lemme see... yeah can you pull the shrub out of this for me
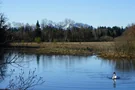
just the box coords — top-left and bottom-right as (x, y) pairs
(100, 36), (113, 41)
(35, 37), (41, 43)
(114, 24), (135, 57)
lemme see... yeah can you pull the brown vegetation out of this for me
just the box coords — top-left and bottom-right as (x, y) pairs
(113, 24), (135, 58)
(99, 24), (135, 59)
(9, 42), (113, 56)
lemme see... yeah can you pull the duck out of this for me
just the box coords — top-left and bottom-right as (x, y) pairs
(112, 72), (117, 79)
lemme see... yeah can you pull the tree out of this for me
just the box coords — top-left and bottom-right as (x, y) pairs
(0, 13), (7, 45)
(34, 20), (41, 38)
(114, 24), (135, 58)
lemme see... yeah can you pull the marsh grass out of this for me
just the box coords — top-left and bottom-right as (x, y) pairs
(9, 42), (113, 55)
(10, 42), (135, 58)
(11, 42), (135, 59)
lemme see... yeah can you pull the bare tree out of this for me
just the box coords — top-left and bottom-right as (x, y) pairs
(0, 13), (7, 28)
(0, 50), (45, 90)
(7, 69), (45, 90)
(114, 24), (135, 58)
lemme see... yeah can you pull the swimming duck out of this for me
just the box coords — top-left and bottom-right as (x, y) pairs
(112, 72), (117, 79)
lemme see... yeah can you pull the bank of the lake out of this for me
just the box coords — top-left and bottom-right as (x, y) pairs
(8, 42), (111, 55)
(9, 42), (135, 59)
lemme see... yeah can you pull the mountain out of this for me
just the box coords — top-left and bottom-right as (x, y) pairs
(41, 19), (91, 30)
(74, 23), (90, 29)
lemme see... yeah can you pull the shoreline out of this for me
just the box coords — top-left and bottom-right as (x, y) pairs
(8, 42), (95, 56)
(7, 42), (135, 59)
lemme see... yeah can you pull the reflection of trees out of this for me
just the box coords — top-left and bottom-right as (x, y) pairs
(115, 59), (135, 72)
(36, 54), (40, 65)
(0, 48), (7, 80)
(100, 57), (135, 72)
(36, 55), (89, 69)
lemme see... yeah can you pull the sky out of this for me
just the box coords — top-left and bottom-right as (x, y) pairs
(1, 0), (135, 27)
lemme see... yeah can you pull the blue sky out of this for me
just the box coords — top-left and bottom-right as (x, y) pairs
(1, 0), (135, 27)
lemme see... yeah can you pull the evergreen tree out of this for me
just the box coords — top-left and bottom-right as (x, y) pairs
(35, 20), (41, 38)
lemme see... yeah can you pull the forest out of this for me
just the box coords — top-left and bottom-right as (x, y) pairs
(0, 16), (125, 44)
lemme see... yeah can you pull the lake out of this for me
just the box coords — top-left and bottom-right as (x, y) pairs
(0, 51), (135, 90)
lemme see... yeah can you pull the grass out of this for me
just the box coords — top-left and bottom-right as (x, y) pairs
(9, 42), (135, 59)
(9, 42), (113, 55)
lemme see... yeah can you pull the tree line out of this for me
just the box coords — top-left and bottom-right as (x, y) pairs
(0, 13), (125, 43)
(5, 20), (125, 43)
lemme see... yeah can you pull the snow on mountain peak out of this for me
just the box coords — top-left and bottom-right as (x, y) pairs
(41, 19), (90, 30)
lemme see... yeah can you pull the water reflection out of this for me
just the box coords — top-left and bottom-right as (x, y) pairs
(0, 49), (26, 83)
(35, 55), (90, 70)
(113, 79), (116, 88)
(99, 57), (135, 72)
(36, 54), (40, 65)
(1, 51), (135, 90)
(115, 60), (135, 72)
(2, 50), (135, 74)
(0, 48), (7, 81)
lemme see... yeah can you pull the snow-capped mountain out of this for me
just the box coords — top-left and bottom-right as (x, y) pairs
(57, 19), (75, 29)
(74, 23), (90, 28)
(41, 19), (91, 30)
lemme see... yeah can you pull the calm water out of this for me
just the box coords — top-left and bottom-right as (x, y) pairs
(0, 51), (135, 90)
